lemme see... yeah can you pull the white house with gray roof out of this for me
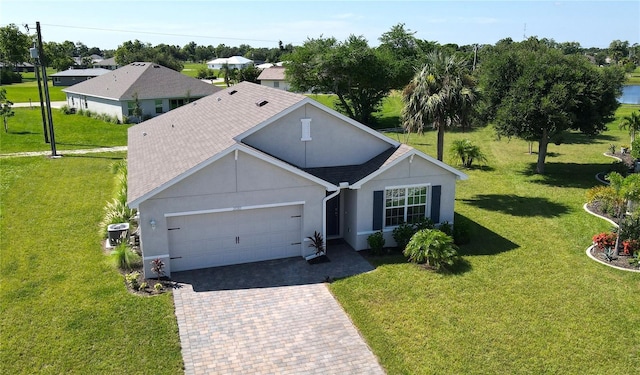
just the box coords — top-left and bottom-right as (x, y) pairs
(206, 56), (253, 70)
(50, 68), (110, 86)
(63, 62), (220, 122)
(127, 81), (466, 277)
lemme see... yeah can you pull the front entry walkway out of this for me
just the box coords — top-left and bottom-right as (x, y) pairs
(172, 243), (386, 374)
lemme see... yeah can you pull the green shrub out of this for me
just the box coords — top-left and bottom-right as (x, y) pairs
(138, 282), (148, 291)
(111, 244), (141, 270)
(439, 221), (453, 237)
(631, 139), (640, 160)
(367, 231), (386, 255)
(59, 105), (74, 115)
(629, 251), (640, 269)
(449, 139), (488, 168)
(0, 69), (22, 84)
(616, 215), (640, 243)
(453, 220), (471, 245)
(413, 217), (435, 231)
(154, 283), (163, 291)
(403, 229), (458, 270)
(392, 222), (415, 250)
(125, 271), (140, 289)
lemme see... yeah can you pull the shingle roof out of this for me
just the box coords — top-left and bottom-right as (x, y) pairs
(206, 56), (253, 65)
(302, 145), (413, 185)
(51, 68), (110, 77)
(94, 57), (117, 66)
(63, 62), (220, 100)
(258, 66), (286, 81)
(128, 81), (308, 205)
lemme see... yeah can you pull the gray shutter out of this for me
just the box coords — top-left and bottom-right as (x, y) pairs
(373, 190), (384, 230)
(430, 185), (441, 223)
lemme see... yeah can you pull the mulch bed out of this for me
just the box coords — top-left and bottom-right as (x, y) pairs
(589, 245), (638, 270)
(103, 240), (177, 296)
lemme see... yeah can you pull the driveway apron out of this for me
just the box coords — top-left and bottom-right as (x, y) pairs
(172, 244), (386, 374)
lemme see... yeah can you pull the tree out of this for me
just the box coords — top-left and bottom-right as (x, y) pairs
(619, 111), (640, 146)
(607, 172), (640, 256)
(114, 40), (183, 71)
(0, 88), (15, 133)
(609, 40), (629, 64)
(478, 38), (625, 174)
(131, 92), (143, 123)
(449, 139), (487, 168)
(378, 23), (426, 89)
(285, 35), (394, 125)
(401, 51), (478, 161)
(0, 24), (31, 66)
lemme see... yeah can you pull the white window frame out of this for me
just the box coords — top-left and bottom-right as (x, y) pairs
(383, 183), (430, 228)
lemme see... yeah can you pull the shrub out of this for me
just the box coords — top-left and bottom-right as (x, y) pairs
(111, 244), (141, 270)
(592, 232), (616, 251)
(586, 185), (617, 217)
(0, 69), (22, 84)
(392, 222), (415, 251)
(453, 220), (471, 245)
(449, 139), (488, 168)
(616, 215), (640, 243)
(59, 105), (74, 115)
(621, 239), (640, 256)
(138, 282), (148, 291)
(367, 231), (386, 255)
(306, 231), (325, 255)
(403, 229), (458, 270)
(438, 221), (453, 237)
(154, 283), (163, 291)
(125, 271), (140, 289)
(629, 251), (640, 269)
(414, 217), (434, 231)
(150, 258), (165, 281)
(631, 139), (640, 160)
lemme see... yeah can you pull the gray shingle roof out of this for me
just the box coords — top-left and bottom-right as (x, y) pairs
(302, 146), (408, 185)
(258, 66), (286, 81)
(128, 81), (308, 205)
(63, 62), (220, 100)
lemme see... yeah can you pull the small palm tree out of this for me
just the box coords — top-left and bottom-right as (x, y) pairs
(403, 229), (458, 270)
(449, 139), (488, 168)
(607, 172), (640, 256)
(619, 111), (640, 147)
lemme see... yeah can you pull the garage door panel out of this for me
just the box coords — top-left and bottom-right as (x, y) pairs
(168, 205), (303, 272)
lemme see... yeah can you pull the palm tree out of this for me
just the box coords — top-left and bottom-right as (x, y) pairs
(607, 172), (640, 256)
(449, 139), (487, 168)
(401, 51), (478, 161)
(619, 110), (640, 147)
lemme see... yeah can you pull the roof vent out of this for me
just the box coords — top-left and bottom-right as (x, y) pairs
(217, 97), (221, 101)
(229, 90), (237, 95)
(255, 100), (268, 107)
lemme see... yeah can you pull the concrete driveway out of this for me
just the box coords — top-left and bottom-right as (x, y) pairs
(172, 243), (386, 374)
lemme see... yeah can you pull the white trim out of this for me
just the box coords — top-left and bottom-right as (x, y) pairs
(357, 228), (394, 236)
(164, 201), (306, 218)
(129, 144), (336, 208)
(385, 182), (432, 190)
(143, 254), (170, 261)
(586, 245), (640, 273)
(350, 148), (468, 189)
(383, 184), (431, 228)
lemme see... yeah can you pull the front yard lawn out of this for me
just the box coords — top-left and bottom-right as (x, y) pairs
(2, 80), (66, 102)
(0, 108), (130, 154)
(330, 106), (640, 374)
(0, 153), (183, 374)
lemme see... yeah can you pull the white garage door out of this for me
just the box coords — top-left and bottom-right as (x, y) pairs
(167, 205), (303, 272)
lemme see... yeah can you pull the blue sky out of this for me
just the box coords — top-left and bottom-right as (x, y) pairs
(1, 1), (638, 50)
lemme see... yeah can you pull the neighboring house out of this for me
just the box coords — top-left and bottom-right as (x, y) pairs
(73, 54), (103, 67)
(50, 68), (110, 86)
(127, 81), (467, 277)
(93, 57), (120, 70)
(257, 66), (290, 91)
(0, 62), (35, 72)
(206, 56), (253, 70)
(63, 62), (220, 122)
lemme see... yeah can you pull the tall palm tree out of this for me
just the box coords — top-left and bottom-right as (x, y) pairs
(401, 51), (478, 161)
(619, 110), (640, 147)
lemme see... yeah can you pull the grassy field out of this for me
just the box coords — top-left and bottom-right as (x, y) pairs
(0, 108), (130, 154)
(627, 66), (640, 85)
(0, 153), (183, 374)
(330, 104), (640, 374)
(2, 80), (66, 102)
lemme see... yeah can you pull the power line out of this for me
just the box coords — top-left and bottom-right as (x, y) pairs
(41, 23), (291, 45)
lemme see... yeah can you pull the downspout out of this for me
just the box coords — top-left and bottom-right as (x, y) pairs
(319, 182), (349, 257)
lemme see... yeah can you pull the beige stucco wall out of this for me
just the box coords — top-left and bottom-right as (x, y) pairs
(242, 104), (391, 168)
(137, 150), (326, 277)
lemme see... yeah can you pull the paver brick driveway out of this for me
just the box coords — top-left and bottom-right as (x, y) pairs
(172, 243), (386, 375)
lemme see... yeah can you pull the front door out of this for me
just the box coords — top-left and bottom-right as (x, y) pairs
(326, 194), (340, 237)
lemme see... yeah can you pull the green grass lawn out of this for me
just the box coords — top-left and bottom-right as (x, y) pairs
(0, 153), (183, 374)
(2, 80), (66, 102)
(330, 104), (640, 374)
(0, 108), (130, 154)
(626, 66), (640, 85)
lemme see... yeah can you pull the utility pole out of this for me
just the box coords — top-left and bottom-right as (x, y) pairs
(35, 21), (57, 157)
(32, 47), (49, 143)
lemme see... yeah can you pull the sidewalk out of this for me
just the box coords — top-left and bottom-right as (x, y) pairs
(0, 146), (127, 158)
(12, 101), (66, 109)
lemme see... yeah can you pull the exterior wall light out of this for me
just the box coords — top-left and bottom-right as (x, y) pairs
(150, 219), (156, 230)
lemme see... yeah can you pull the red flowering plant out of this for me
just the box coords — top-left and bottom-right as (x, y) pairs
(592, 232), (616, 251)
(621, 239), (640, 255)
